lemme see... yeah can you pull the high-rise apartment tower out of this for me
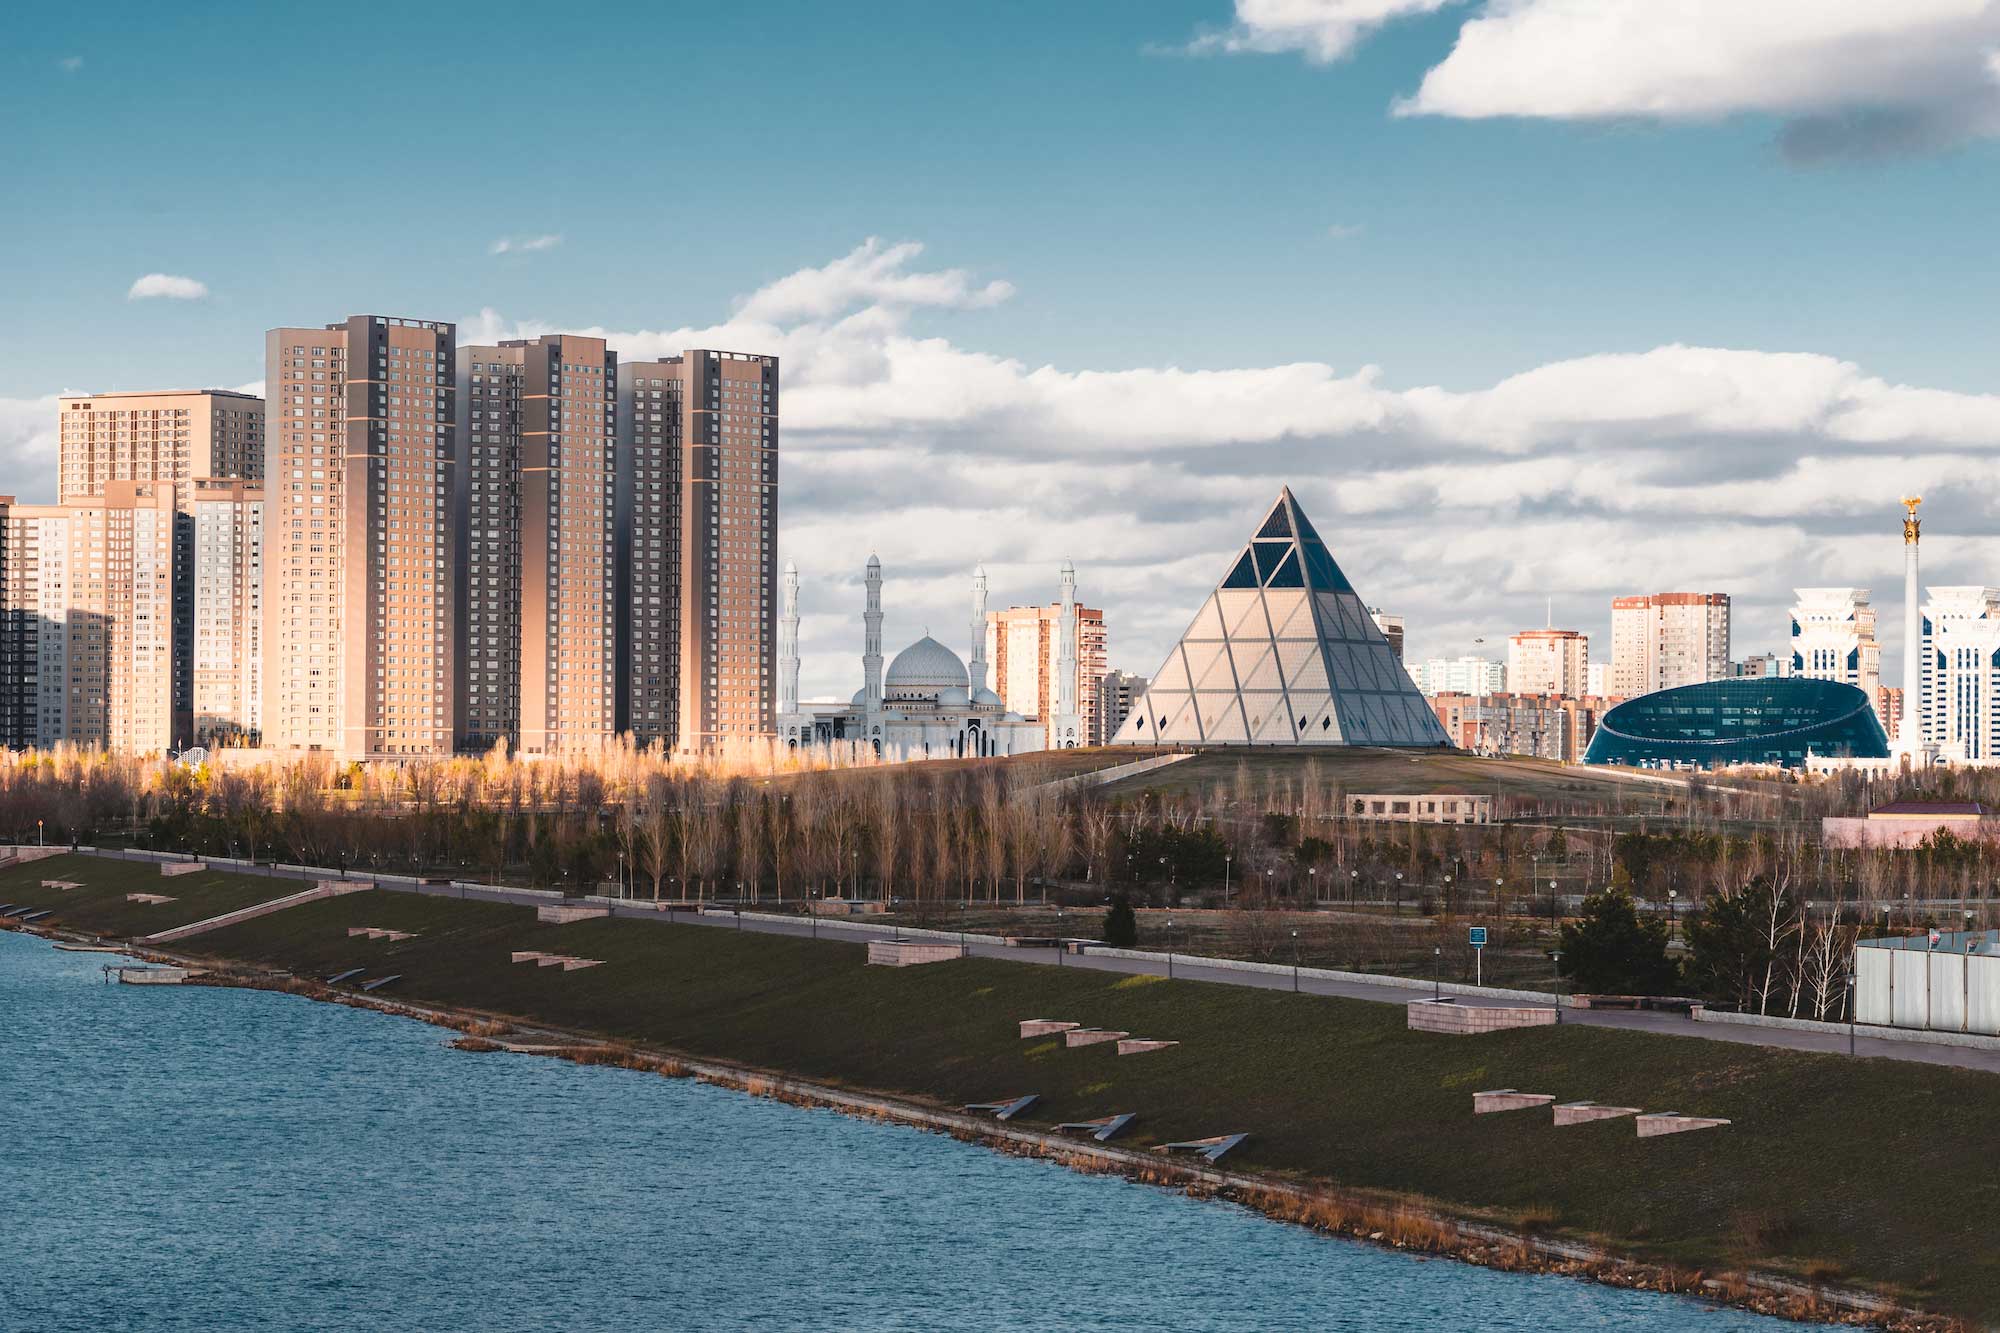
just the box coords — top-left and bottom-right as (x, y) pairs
(264, 316), (457, 758)
(458, 336), (617, 755)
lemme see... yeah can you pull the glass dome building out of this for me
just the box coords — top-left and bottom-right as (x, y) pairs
(1583, 677), (1890, 770)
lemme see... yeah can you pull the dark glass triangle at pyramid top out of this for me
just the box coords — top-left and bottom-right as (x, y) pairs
(1265, 547), (1302, 587)
(1222, 550), (1259, 589)
(1256, 504), (1293, 539)
(1287, 496), (1353, 594)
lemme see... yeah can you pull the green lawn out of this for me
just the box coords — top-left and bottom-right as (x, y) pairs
(90, 879), (1990, 1322)
(1100, 747), (1684, 813)
(0, 854), (299, 939)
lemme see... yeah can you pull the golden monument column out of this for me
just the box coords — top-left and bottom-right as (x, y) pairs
(1896, 496), (1927, 762)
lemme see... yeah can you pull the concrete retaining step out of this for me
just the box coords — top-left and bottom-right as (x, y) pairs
(1554, 1102), (1641, 1126)
(1636, 1112), (1730, 1138)
(1473, 1089), (1555, 1114)
(866, 940), (961, 967)
(1063, 1028), (1128, 1048)
(1116, 1039), (1179, 1056)
(1019, 1019), (1080, 1038)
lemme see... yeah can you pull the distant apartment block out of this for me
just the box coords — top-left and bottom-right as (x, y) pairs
(457, 336), (617, 756)
(1367, 607), (1404, 662)
(1918, 587), (2000, 761)
(1096, 669), (1147, 745)
(1429, 690), (1614, 763)
(1789, 588), (1880, 726)
(1730, 652), (1792, 679)
(1414, 655), (1505, 697)
(264, 316), (457, 759)
(188, 478), (263, 744)
(58, 389), (263, 502)
(617, 350), (779, 751)
(1611, 592), (1730, 696)
(1506, 628), (1589, 698)
(0, 483), (180, 753)
(986, 601), (1108, 746)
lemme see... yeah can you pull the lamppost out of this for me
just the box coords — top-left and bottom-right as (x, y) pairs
(1308, 866), (1317, 902)
(1167, 917), (1176, 980)
(1846, 972), (1857, 1055)
(1224, 855), (1233, 905)
(1551, 949), (1564, 1024)
(1349, 869), (1358, 905)
(1433, 944), (1442, 1000)
(1548, 878), (1558, 934)
(1442, 874), (1452, 918)
(1056, 907), (1065, 965)
(1394, 870), (1404, 916)
(1292, 929), (1301, 992)
(1667, 888), (1678, 945)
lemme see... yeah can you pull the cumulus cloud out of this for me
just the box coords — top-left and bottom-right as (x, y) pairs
(1325, 222), (1365, 239)
(490, 233), (562, 255)
(1197, 0), (2000, 159)
(1187, 0), (1458, 63)
(126, 273), (208, 301)
(58, 56), (83, 73)
(1398, 0), (2000, 160)
(0, 393), (64, 503)
(466, 239), (2000, 698)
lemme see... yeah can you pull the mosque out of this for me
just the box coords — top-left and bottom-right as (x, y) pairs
(774, 556), (1083, 759)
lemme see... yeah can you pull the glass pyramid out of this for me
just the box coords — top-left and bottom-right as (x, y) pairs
(1112, 488), (1451, 748)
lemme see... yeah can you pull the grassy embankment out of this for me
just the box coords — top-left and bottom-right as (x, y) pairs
(5, 851), (1994, 1324)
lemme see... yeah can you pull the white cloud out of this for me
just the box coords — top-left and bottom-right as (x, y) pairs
(1397, 0), (2000, 158)
(1188, 0), (1458, 63)
(126, 273), (208, 301)
(467, 239), (2000, 697)
(1195, 0), (2000, 159)
(735, 238), (1014, 323)
(490, 233), (563, 256)
(58, 56), (83, 73)
(1325, 222), (1365, 239)
(0, 393), (64, 503)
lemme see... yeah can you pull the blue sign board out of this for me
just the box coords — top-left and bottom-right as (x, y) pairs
(1468, 926), (1488, 947)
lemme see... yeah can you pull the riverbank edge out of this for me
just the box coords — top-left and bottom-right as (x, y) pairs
(7, 919), (1960, 1333)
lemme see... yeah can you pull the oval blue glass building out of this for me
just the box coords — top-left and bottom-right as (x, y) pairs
(1583, 678), (1890, 770)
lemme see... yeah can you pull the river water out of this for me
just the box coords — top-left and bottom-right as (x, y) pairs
(1, 931), (1798, 1331)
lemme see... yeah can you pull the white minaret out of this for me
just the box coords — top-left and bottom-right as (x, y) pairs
(863, 553), (884, 713)
(1896, 497), (1931, 763)
(778, 559), (800, 717)
(968, 564), (990, 696)
(1053, 559), (1082, 748)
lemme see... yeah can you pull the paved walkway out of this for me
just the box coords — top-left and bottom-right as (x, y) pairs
(77, 849), (2000, 1076)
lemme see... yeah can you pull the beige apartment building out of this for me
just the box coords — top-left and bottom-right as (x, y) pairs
(188, 477), (263, 744)
(264, 316), (457, 759)
(1611, 592), (1730, 697)
(985, 602), (1107, 745)
(0, 483), (180, 753)
(1506, 628), (1589, 698)
(58, 389), (263, 502)
(618, 349), (778, 752)
(457, 336), (617, 756)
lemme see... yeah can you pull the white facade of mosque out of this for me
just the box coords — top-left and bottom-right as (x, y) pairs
(775, 556), (1058, 759)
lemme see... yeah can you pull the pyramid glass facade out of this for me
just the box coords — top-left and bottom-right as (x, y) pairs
(1112, 489), (1450, 748)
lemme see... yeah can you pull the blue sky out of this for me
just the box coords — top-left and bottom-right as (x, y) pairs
(6, 0), (2000, 695)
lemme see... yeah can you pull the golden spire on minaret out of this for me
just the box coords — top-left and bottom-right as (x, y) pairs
(1902, 495), (1923, 545)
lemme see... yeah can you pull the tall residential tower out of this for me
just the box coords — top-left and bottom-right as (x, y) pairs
(264, 316), (458, 759)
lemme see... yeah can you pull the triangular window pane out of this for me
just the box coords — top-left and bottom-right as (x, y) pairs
(1221, 550), (1259, 589)
(1257, 505), (1293, 539)
(1265, 548), (1302, 587)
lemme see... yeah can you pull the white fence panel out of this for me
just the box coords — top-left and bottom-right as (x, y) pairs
(1972, 955), (2000, 1037)
(1892, 950), (1929, 1028)
(1856, 948), (1893, 1026)
(1929, 953), (1966, 1032)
